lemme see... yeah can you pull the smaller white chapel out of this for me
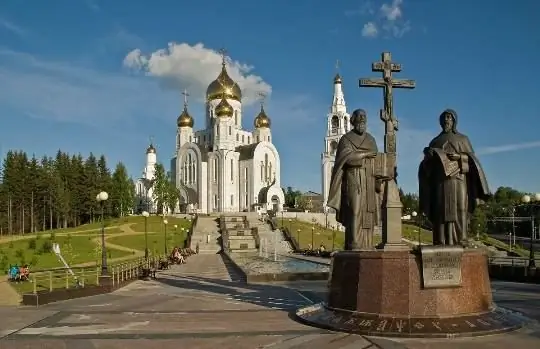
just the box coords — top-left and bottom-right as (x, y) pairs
(170, 55), (285, 214)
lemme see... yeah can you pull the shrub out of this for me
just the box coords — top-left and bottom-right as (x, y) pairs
(40, 239), (53, 254)
(15, 249), (26, 265)
(27, 238), (37, 250)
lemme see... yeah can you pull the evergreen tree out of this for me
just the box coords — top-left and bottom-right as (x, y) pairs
(111, 163), (134, 217)
(152, 163), (168, 214)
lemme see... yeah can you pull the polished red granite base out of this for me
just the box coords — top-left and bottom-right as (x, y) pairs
(296, 249), (529, 337)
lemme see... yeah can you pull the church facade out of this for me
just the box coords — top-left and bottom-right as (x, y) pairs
(321, 73), (350, 209)
(170, 57), (285, 214)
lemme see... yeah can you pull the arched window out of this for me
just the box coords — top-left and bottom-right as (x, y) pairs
(234, 111), (238, 125)
(213, 158), (218, 181)
(260, 161), (264, 181)
(256, 136), (260, 142)
(330, 141), (338, 155)
(264, 154), (269, 182)
(188, 154), (192, 183)
(331, 115), (339, 134)
(236, 134), (239, 141)
(229, 126), (232, 135)
(230, 158), (234, 181)
(217, 125), (220, 135)
(244, 168), (248, 191)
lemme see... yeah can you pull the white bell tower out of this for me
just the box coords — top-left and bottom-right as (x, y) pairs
(321, 66), (350, 209)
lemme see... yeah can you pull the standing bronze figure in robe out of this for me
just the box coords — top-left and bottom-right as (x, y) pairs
(327, 109), (381, 250)
(418, 109), (490, 246)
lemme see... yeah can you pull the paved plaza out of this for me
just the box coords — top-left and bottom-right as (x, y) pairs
(1, 254), (540, 348)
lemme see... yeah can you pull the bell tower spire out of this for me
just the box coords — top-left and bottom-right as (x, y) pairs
(331, 60), (346, 114)
(322, 61), (350, 209)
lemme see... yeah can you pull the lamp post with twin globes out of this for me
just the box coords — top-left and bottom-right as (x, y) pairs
(163, 219), (169, 256)
(142, 211), (150, 260)
(411, 211), (420, 247)
(96, 191), (109, 276)
(521, 193), (540, 270)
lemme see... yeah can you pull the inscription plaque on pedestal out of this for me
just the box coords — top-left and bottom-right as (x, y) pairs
(420, 246), (464, 289)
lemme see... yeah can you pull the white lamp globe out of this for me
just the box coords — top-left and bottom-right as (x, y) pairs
(97, 191), (108, 202)
(174, 224), (178, 229)
(534, 193), (540, 202)
(163, 220), (168, 225)
(522, 195), (531, 204)
(142, 211), (149, 217)
(96, 194), (100, 201)
(412, 211), (418, 217)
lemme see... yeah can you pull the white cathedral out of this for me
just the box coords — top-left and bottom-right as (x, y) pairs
(321, 73), (350, 209)
(168, 57), (285, 214)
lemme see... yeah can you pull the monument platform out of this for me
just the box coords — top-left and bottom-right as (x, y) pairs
(295, 249), (530, 338)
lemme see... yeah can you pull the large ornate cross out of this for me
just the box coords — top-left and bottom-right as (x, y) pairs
(359, 52), (415, 155)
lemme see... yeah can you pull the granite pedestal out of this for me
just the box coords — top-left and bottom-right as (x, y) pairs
(295, 249), (530, 338)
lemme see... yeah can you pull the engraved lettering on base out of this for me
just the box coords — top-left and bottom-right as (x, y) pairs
(394, 320), (406, 332)
(477, 319), (491, 326)
(421, 246), (464, 288)
(359, 319), (373, 327)
(465, 320), (476, 328)
(344, 317), (356, 326)
(376, 320), (388, 331)
(432, 321), (442, 331)
(413, 322), (424, 329)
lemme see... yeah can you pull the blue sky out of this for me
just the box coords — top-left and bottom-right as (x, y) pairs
(0, 0), (539, 195)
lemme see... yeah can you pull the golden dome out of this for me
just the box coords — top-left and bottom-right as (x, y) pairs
(177, 105), (194, 128)
(254, 105), (271, 128)
(215, 94), (234, 118)
(334, 73), (342, 84)
(146, 143), (156, 154)
(206, 61), (242, 102)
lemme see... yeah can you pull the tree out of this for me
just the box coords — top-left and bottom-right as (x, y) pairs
(0, 148), (126, 235)
(111, 163), (134, 217)
(165, 178), (179, 214)
(283, 186), (302, 208)
(152, 163), (168, 214)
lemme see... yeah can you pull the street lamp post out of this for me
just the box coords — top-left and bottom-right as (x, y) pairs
(331, 229), (336, 251)
(311, 227), (315, 249)
(142, 211), (150, 260)
(288, 219), (292, 233)
(96, 191), (109, 276)
(296, 229), (301, 248)
(522, 193), (540, 270)
(174, 224), (178, 246)
(163, 219), (169, 256)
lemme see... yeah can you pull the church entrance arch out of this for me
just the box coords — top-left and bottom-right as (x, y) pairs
(271, 195), (280, 213)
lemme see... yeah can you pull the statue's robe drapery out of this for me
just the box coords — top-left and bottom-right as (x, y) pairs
(327, 131), (379, 250)
(418, 111), (490, 245)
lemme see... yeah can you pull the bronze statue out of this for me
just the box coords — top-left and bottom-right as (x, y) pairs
(327, 109), (381, 250)
(418, 109), (490, 246)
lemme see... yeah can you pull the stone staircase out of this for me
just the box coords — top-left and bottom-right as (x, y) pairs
(189, 216), (221, 254)
(220, 215), (258, 253)
(246, 215), (292, 254)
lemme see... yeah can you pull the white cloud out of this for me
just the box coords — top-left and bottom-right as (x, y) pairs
(0, 18), (26, 37)
(362, 22), (378, 38)
(352, 0), (411, 39)
(477, 141), (540, 155)
(123, 42), (272, 106)
(381, 0), (403, 21)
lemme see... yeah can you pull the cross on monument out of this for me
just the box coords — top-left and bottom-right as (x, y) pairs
(359, 52), (416, 155)
(182, 89), (190, 107)
(358, 52), (416, 251)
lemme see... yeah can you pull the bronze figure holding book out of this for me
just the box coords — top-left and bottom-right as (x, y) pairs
(418, 109), (490, 246)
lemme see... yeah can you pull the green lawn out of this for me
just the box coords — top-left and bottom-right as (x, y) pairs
(283, 220), (431, 250)
(129, 215), (193, 233)
(0, 233), (132, 272)
(402, 223), (433, 244)
(108, 229), (188, 256)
